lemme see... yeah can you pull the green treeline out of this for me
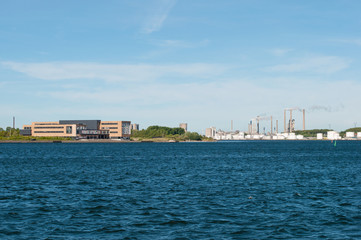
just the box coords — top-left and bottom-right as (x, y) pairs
(0, 127), (70, 141)
(131, 125), (204, 141)
(339, 127), (361, 137)
(0, 127), (20, 138)
(132, 126), (185, 138)
(295, 127), (361, 137)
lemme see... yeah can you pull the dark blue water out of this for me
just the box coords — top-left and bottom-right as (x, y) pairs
(0, 141), (360, 239)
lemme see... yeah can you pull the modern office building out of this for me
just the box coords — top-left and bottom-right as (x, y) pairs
(100, 121), (131, 139)
(20, 120), (131, 139)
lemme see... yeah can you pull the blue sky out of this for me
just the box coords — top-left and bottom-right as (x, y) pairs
(1, 0), (361, 132)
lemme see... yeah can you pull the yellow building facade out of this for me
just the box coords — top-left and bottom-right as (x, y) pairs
(100, 121), (131, 139)
(29, 122), (77, 137)
(21, 120), (131, 139)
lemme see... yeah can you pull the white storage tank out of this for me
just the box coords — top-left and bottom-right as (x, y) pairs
(317, 133), (323, 140)
(296, 135), (304, 140)
(346, 132), (355, 138)
(327, 131), (341, 140)
(287, 133), (296, 140)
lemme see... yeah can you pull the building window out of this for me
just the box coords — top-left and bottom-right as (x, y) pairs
(34, 131), (64, 133)
(110, 131), (118, 133)
(66, 126), (72, 134)
(34, 126), (64, 129)
(122, 122), (131, 134)
(101, 123), (118, 125)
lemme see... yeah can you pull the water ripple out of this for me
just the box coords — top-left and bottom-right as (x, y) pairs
(0, 141), (360, 238)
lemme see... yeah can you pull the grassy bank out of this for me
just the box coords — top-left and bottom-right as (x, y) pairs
(0, 136), (72, 142)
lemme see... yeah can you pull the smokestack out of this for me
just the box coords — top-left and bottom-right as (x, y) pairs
(250, 121), (253, 134)
(257, 118), (260, 134)
(270, 116), (273, 135)
(284, 109), (286, 133)
(289, 110), (293, 133)
(276, 120), (278, 133)
(13, 116), (15, 129)
(303, 109), (305, 130)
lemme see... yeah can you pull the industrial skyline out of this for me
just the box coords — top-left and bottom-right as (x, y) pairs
(0, 106), (357, 135)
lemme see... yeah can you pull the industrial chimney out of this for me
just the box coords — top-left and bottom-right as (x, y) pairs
(284, 109), (286, 133)
(303, 109), (305, 130)
(289, 110), (293, 133)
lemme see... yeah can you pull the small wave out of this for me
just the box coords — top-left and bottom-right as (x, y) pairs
(96, 226), (125, 233)
(231, 229), (249, 235)
(160, 220), (189, 225)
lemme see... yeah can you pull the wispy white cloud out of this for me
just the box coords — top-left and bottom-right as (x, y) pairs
(35, 78), (361, 132)
(1, 61), (228, 82)
(265, 56), (350, 74)
(332, 38), (361, 46)
(308, 104), (344, 112)
(269, 48), (293, 57)
(152, 39), (210, 48)
(142, 0), (177, 34)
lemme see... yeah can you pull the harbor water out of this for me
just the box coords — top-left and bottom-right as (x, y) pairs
(0, 141), (360, 239)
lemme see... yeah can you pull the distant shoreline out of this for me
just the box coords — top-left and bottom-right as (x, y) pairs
(0, 139), (210, 143)
(0, 138), (358, 143)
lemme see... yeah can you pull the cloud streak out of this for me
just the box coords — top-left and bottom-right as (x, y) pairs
(151, 39), (209, 48)
(1, 61), (228, 83)
(142, 0), (177, 34)
(307, 104), (344, 113)
(332, 38), (361, 46)
(265, 56), (350, 74)
(269, 48), (293, 57)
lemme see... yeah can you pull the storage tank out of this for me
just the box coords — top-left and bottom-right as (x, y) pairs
(346, 132), (355, 138)
(317, 133), (323, 140)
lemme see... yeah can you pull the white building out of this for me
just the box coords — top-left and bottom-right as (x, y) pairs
(213, 130), (245, 140)
(273, 134), (285, 140)
(327, 131), (341, 140)
(232, 132), (245, 140)
(357, 132), (361, 138)
(205, 127), (216, 138)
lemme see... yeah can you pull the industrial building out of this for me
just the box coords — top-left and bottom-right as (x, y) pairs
(131, 123), (140, 131)
(179, 123), (188, 132)
(205, 127), (216, 138)
(20, 120), (132, 139)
